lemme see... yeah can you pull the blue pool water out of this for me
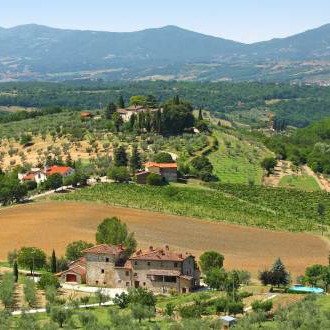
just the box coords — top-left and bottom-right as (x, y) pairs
(289, 285), (324, 294)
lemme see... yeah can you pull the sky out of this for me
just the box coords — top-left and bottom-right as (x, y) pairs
(1, 0), (330, 43)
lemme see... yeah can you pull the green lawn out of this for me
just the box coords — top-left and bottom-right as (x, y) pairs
(278, 175), (321, 192)
(208, 130), (271, 185)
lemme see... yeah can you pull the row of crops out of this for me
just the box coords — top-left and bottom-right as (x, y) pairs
(53, 183), (325, 232)
(211, 183), (330, 226)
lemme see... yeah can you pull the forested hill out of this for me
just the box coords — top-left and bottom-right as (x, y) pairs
(1, 81), (330, 128)
(2, 23), (330, 82)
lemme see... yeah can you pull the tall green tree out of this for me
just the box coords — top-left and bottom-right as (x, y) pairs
(17, 247), (47, 275)
(114, 146), (128, 167)
(129, 145), (141, 172)
(105, 102), (117, 119)
(65, 240), (93, 261)
(13, 261), (18, 283)
(112, 112), (123, 132)
(51, 250), (57, 273)
(198, 108), (203, 121)
(96, 217), (137, 257)
(118, 95), (125, 108)
(199, 251), (224, 273)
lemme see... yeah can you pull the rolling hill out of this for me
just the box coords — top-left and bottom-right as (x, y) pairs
(2, 23), (330, 82)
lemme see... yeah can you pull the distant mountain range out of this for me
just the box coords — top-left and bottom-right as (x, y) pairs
(2, 24), (330, 83)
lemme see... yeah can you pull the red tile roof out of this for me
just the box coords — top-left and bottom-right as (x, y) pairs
(83, 244), (125, 255)
(130, 246), (191, 262)
(23, 173), (36, 181)
(46, 165), (72, 176)
(145, 162), (177, 169)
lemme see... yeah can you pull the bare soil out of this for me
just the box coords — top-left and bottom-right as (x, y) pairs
(0, 201), (328, 276)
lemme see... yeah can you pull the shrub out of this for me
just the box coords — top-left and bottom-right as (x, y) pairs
(251, 300), (273, 313)
(25, 180), (37, 191)
(146, 173), (164, 186)
(24, 278), (38, 307)
(153, 152), (174, 163)
(214, 297), (228, 314)
(38, 273), (60, 290)
(179, 304), (203, 319)
(227, 301), (244, 315)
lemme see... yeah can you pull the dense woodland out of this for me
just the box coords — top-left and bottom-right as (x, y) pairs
(266, 118), (330, 174)
(2, 81), (330, 127)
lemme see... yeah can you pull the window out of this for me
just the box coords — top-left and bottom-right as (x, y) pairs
(164, 276), (176, 283)
(126, 282), (130, 287)
(174, 262), (178, 268)
(101, 269), (105, 274)
(134, 261), (138, 265)
(143, 282), (146, 286)
(96, 281), (99, 285)
(106, 257), (110, 262)
(147, 262), (151, 266)
(134, 273), (137, 277)
(125, 271), (130, 276)
(103, 282), (106, 285)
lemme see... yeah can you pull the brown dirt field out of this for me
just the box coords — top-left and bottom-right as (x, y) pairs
(0, 201), (328, 277)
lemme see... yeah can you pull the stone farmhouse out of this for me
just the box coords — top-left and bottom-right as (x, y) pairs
(117, 105), (160, 122)
(19, 165), (75, 184)
(58, 244), (200, 293)
(144, 162), (178, 182)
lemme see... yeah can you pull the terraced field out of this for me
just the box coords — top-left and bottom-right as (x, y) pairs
(208, 130), (271, 185)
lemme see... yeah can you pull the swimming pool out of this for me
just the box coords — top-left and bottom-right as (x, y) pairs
(289, 285), (324, 294)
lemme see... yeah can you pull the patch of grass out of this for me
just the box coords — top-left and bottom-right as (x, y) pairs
(279, 174), (321, 192)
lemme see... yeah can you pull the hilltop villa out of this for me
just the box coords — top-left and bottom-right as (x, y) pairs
(117, 105), (161, 122)
(58, 244), (200, 293)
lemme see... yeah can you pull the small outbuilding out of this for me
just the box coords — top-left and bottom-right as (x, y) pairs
(220, 316), (237, 330)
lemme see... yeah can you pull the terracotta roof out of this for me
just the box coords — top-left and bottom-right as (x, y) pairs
(130, 246), (191, 262)
(145, 162), (177, 169)
(148, 269), (181, 277)
(46, 165), (72, 176)
(83, 244), (125, 255)
(68, 257), (86, 268)
(23, 172), (36, 180)
(81, 112), (93, 117)
(23, 169), (44, 180)
(57, 264), (86, 277)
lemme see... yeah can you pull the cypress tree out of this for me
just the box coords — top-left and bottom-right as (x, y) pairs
(51, 249), (57, 273)
(130, 145), (141, 173)
(173, 95), (180, 105)
(198, 108), (203, 121)
(114, 146), (128, 167)
(105, 102), (117, 119)
(13, 261), (18, 283)
(118, 95), (125, 108)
